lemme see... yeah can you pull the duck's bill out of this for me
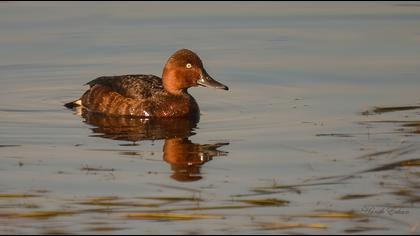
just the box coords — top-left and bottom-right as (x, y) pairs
(197, 70), (229, 91)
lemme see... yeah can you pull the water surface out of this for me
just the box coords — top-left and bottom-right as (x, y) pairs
(1, 2), (420, 234)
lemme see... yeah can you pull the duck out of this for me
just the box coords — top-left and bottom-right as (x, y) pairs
(65, 49), (228, 118)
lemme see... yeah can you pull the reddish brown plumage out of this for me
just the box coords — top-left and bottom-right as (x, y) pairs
(81, 84), (199, 118)
(65, 49), (228, 118)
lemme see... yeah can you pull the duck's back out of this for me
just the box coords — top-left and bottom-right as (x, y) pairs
(86, 74), (164, 100)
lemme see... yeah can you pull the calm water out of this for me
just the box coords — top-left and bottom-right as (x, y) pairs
(1, 2), (420, 234)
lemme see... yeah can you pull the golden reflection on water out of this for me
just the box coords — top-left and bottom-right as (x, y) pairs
(80, 110), (229, 182)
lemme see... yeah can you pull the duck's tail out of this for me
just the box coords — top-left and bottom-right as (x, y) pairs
(64, 99), (82, 109)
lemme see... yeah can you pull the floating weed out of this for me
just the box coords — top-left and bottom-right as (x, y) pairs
(230, 189), (284, 198)
(139, 196), (202, 202)
(237, 198), (289, 207)
(392, 189), (413, 197)
(125, 212), (223, 221)
(259, 222), (328, 230)
(310, 156), (420, 185)
(362, 106), (420, 115)
(365, 158), (420, 172)
(0, 193), (39, 198)
(357, 144), (417, 160)
(339, 194), (377, 200)
(2, 210), (75, 219)
(239, 182), (345, 198)
(394, 182), (420, 202)
(78, 195), (161, 208)
(86, 196), (120, 202)
(344, 225), (389, 233)
(79, 199), (159, 208)
(359, 120), (420, 124)
(87, 226), (127, 232)
(43, 229), (70, 235)
(253, 181), (343, 191)
(305, 146), (420, 189)
(155, 205), (254, 212)
(316, 133), (354, 138)
(358, 120), (420, 135)
(399, 160), (420, 167)
(0, 145), (21, 148)
(0, 203), (39, 209)
(252, 189), (280, 194)
(407, 196), (420, 203)
(81, 165), (115, 172)
(79, 208), (118, 214)
(401, 121), (420, 127)
(148, 183), (202, 193)
(290, 211), (364, 219)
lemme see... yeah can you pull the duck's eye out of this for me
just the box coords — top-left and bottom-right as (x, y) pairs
(186, 63), (192, 69)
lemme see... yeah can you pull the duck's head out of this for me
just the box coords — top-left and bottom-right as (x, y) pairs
(162, 49), (228, 95)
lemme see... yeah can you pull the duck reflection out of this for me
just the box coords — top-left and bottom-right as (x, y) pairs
(81, 110), (229, 182)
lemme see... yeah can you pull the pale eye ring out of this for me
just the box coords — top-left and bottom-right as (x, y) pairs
(186, 63), (192, 69)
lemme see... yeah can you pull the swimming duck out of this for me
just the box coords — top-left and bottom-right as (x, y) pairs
(65, 49), (228, 118)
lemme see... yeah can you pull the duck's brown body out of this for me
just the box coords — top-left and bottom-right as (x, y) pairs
(65, 49), (228, 118)
(80, 75), (199, 118)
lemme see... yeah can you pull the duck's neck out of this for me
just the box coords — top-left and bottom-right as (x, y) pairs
(164, 85), (188, 96)
(162, 72), (189, 96)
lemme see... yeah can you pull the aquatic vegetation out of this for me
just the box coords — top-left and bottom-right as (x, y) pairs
(338, 194), (378, 200)
(364, 159), (420, 173)
(316, 133), (354, 137)
(0, 193), (39, 198)
(362, 106), (420, 115)
(125, 212), (223, 221)
(1, 210), (75, 219)
(80, 165), (116, 172)
(139, 196), (202, 202)
(290, 211), (365, 219)
(79, 200), (160, 208)
(357, 144), (417, 160)
(86, 226), (128, 232)
(259, 222), (328, 230)
(343, 225), (390, 233)
(237, 198), (289, 206)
